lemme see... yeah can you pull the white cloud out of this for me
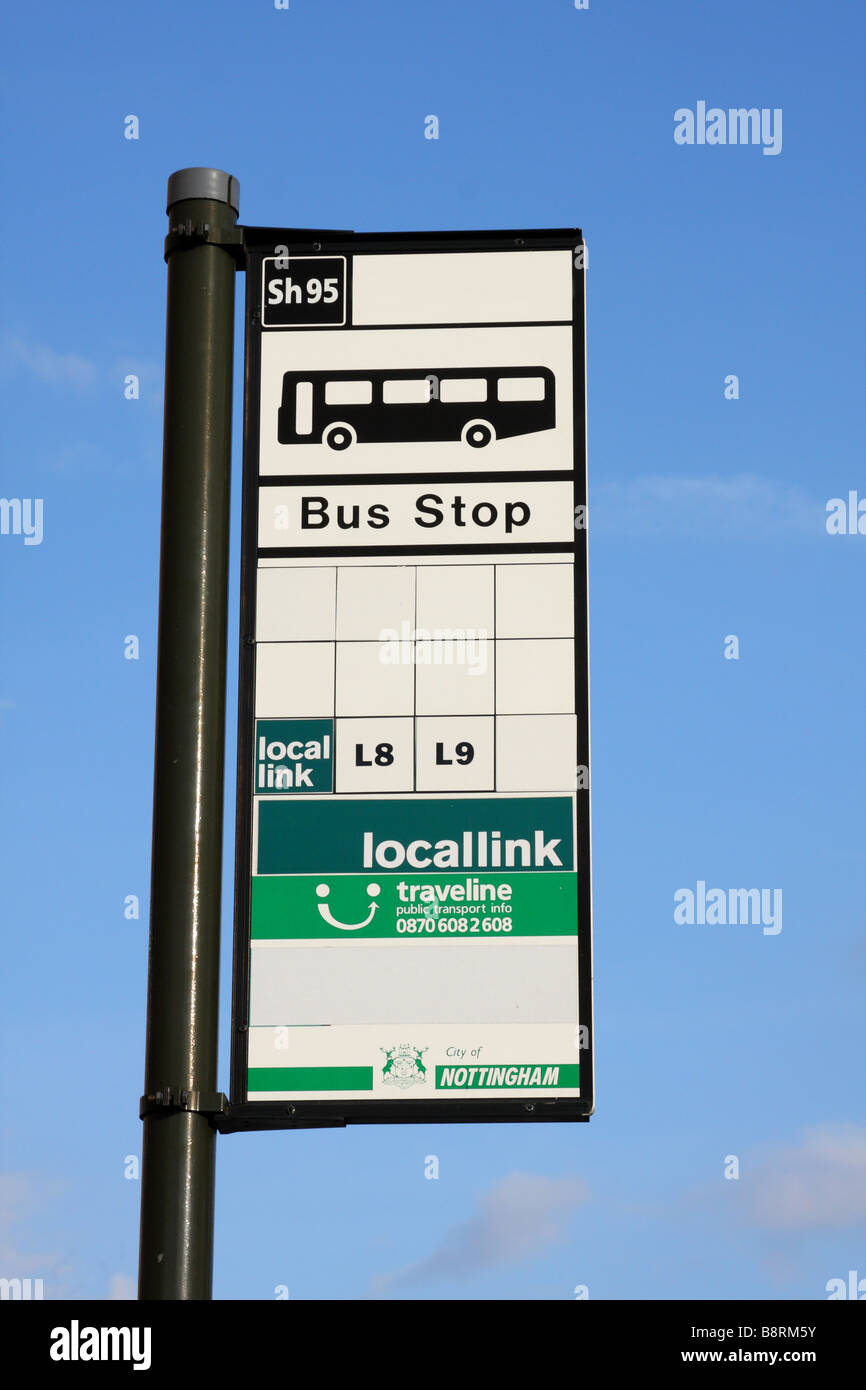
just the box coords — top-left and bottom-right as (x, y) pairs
(590, 473), (819, 538)
(0, 1172), (65, 1284)
(371, 1171), (589, 1294)
(107, 1273), (137, 1300)
(1, 335), (97, 388)
(744, 1125), (866, 1230)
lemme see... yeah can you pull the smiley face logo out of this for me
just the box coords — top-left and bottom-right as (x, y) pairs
(315, 882), (380, 930)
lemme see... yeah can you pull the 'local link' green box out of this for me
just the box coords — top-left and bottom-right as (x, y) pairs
(255, 719), (333, 794)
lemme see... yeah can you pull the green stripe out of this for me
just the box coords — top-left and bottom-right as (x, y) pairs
(248, 1066), (373, 1092)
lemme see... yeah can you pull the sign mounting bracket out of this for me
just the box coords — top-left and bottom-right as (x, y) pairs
(139, 1088), (230, 1125)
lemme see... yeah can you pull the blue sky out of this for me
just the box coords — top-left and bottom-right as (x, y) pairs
(1, 0), (864, 1300)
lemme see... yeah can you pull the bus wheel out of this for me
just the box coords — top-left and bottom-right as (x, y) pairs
(324, 423), (356, 450)
(462, 420), (494, 448)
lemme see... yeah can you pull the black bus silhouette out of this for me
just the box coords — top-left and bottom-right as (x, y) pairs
(277, 366), (555, 450)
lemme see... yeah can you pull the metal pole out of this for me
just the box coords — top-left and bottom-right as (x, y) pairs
(138, 168), (239, 1300)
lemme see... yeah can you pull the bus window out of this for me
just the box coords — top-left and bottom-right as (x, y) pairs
(440, 378), (487, 403)
(383, 378), (432, 404)
(295, 381), (313, 434)
(497, 376), (546, 401)
(325, 380), (372, 405)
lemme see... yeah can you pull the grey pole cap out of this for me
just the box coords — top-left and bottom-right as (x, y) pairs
(166, 167), (240, 214)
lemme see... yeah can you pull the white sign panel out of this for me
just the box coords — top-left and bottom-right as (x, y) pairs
(232, 228), (592, 1125)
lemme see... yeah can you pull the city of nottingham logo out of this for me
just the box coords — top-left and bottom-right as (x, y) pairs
(381, 1044), (428, 1089)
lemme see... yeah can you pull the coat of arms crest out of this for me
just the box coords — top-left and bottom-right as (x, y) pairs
(381, 1043), (428, 1089)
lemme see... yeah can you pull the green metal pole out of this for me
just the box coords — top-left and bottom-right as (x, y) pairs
(138, 168), (239, 1300)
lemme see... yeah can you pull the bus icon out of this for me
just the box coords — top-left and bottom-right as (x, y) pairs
(277, 367), (555, 450)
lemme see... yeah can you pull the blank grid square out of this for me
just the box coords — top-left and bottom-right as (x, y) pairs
(336, 566), (415, 640)
(416, 657), (495, 715)
(495, 563), (574, 638)
(255, 643), (335, 717)
(336, 643), (414, 715)
(496, 715), (576, 792)
(416, 565), (494, 635)
(256, 566), (336, 642)
(496, 639), (574, 714)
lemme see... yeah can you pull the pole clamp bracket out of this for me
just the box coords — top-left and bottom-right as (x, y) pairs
(164, 220), (246, 266)
(140, 1088), (230, 1122)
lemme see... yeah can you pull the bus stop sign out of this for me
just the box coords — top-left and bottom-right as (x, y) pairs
(230, 226), (592, 1126)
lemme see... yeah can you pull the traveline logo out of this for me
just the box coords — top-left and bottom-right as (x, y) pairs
(363, 829), (563, 869)
(50, 1320), (151, 1371)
